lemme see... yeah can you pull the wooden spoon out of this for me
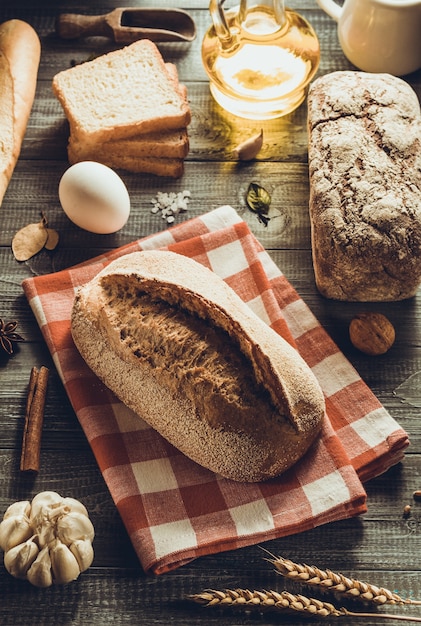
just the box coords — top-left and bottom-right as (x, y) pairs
(56, 7), (197, 43)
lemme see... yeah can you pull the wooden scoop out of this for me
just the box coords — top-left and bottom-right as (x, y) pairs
(56, 7), (196, 43)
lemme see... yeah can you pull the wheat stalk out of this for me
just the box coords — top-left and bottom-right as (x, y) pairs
(187, 588), (421, 622)
(188, 588), (343, 617)
(268, 554), (421, 606)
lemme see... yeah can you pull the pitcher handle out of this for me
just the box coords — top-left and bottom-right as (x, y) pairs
(316, 0), (342, 22)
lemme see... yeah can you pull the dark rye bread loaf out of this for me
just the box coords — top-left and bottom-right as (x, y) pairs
(307, 71), (421, 301)
(71, 250), (325, 482)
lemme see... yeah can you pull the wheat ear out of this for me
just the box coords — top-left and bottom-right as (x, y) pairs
(188, 589), (343, 617)
(268, 554), (421, 606)
(187, 588), (421, 622)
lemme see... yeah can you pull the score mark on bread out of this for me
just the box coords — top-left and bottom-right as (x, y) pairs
(71, 251), (325, 482)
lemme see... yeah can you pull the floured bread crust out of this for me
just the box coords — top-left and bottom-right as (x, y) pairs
(308, 71), (421, 301)
(0, 20), (41, 206)
(71, 250), (325, 482)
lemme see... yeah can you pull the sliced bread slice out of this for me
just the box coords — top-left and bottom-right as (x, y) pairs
(69, 128), (189, 160)
(52, 39), (191, 143)
(67, 143), (184, 178)
(67, 63), (190, 160)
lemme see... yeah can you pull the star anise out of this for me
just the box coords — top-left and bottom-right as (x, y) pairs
(0, 318), (25, 355)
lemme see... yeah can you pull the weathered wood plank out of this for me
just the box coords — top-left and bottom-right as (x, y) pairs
(0, 161), (313, 248)
(1, 1), (421, 624)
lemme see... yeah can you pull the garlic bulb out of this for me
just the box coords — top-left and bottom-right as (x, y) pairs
(0, 491), (94, 587)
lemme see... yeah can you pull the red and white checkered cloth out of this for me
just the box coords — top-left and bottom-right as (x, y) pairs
(22, 205), (408, 574)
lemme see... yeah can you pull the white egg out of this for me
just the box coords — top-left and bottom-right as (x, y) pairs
(58, 161), (130, 234)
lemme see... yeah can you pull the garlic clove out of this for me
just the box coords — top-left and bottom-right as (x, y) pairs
(30, 492), (64, 548)
(56, 511), (95, 545)
(0, 514), (32, 552)
(69, 539), (94, 572)
(29, 491), (63, 522)
(4, 539), (39, 579)
(26, 545), (53, 588)
(50, 539), (81, 585)
(233, 130), (264, 161)
(3, 500), (31, 520)
(61, 497), (89, 517)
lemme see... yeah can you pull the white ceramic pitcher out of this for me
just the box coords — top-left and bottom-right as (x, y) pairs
(317, 0), (421, 76)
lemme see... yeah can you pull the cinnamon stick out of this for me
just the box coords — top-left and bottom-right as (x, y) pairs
(20, 365), (49, 473)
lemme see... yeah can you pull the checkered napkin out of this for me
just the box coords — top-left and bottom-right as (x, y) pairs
(22, 205), (409, 574)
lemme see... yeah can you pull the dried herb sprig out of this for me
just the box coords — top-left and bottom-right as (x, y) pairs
(246, 182), (271, 226)
(187, 588), (421, 622)
(269, 555), (421, 606)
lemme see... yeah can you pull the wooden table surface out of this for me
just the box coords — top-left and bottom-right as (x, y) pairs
(1, 1), (421, 624)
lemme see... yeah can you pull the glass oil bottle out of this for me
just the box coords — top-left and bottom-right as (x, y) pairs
(202, 0), (320, 119)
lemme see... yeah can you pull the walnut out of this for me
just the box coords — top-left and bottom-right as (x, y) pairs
(349, 312), (395, 356)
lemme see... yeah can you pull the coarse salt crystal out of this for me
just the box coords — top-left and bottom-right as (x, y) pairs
(150, 190), (191, 224)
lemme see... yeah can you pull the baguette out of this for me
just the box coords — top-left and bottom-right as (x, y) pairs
(71, 250), (325, 482)
(0, 20), (41, 206)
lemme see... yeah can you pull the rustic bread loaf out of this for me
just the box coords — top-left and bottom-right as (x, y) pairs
(52, 39), (191, 143)
(307, 71), (421, 301)
(71, 250), (325, 482)
(0, 20), (41, 206)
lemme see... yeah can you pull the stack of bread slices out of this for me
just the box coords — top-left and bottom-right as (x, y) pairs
(52, 39), (191, 178)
